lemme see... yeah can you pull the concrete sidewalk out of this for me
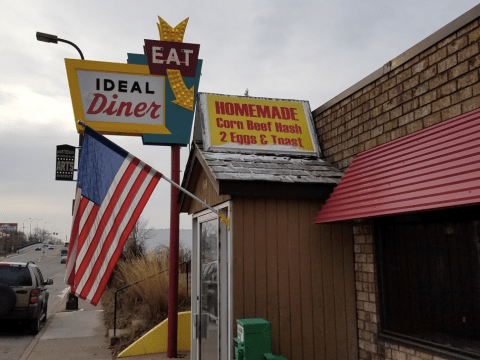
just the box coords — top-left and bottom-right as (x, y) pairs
(20, 296), (112, 360)
(19, 293), (191, 360)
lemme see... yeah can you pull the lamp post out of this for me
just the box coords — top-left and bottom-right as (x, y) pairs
(36, 32), (84, 60)
(22, 218), (31, 252)
(52, 227), (59, 245)
(23, 218), (31, 234)
(43, 222), (50, 243)
(37, 31), (83, 311)
(36, 31), (85, 159)
(35, 219), (42, 242)
(29, 218), (36, 242)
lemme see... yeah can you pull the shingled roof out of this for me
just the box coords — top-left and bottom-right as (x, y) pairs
(199, 150), (343, 184)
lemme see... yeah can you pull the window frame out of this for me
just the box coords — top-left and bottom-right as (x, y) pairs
(375, 207), (480, 360)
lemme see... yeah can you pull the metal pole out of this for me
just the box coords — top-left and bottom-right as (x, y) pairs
(167, 145), (180, 358)
(114, 290), (118, 337)
(57, 38), (84, 60)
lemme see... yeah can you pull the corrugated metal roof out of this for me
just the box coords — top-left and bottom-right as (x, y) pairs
(314, 108), (480, 223)
(199, 150), (344, 185)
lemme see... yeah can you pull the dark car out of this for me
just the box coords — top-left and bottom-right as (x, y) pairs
(60, 249), (68, 264)
(0, 261), (53, 334)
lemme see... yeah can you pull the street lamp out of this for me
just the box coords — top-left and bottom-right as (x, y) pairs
(52, 227), (59, 245)
(35, 219), (42, 242)
(23, 218), (31, 240)
(36, 31), (86, 162)
(29, 218), (36, 242)
(21, 218), (31, 251)
(36, 32), (84, 60)
(37, 30), (82, 311)
(43, 222), (50, 243)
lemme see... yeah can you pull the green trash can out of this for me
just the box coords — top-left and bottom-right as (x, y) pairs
(233, 318), (289, 360)
(234, 318), (272, 360)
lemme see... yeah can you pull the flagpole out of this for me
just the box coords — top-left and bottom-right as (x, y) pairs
(161, 174), (230, 228)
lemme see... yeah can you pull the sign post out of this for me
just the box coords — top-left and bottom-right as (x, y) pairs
(65, 15), (201, 359)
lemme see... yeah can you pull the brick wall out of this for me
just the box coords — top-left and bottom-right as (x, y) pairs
(314, 12), (480, 360)
(314, 18), (480, 171)
(353, 222), (449, 360)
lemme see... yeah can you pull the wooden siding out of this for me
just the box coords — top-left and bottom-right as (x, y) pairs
(185, 162), (230, 214)
(232, 197), (358, 360)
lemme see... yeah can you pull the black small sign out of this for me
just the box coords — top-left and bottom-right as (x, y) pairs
(56, 144), (76, 181)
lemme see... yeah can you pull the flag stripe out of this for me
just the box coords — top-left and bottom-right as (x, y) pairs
(76, 155), (138, 264)
(76, 206), (99, 263)
(65, 188), (83, 267)
(73, 156), (139, 284)
(90, 170), (162, 305)
(65, 194), (89, 286)
(77, 161), (153, 300)
(78, 162), (152, 299)
(70, 201), (95, 292)
(74, 159), (145, 296)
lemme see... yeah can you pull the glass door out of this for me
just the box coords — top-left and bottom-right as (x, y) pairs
(199, 218), (219, 359)
(192, 204), (231, 360)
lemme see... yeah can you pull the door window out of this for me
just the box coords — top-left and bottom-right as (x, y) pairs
(199, 218), (219, 359)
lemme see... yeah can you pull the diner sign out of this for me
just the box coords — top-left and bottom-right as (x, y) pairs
(199, 93), (320, 156)
(65, 59), (170, 136)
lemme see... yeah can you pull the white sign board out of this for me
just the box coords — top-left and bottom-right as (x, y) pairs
(77, 70), (165, 126)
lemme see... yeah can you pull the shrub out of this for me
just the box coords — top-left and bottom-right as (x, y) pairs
(101, 244), (191, 356)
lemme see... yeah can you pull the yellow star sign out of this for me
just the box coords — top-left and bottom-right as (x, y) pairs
(156, 16), (195, 110)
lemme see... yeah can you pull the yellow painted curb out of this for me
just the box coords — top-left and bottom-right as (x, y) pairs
(118, 311), (191, 357)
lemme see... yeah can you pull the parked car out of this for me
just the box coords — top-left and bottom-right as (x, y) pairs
(0, 261), (53, 334)
(60, 249), (68, 264)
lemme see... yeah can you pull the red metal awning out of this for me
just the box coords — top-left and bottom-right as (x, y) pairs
(314, 108), (480, 223)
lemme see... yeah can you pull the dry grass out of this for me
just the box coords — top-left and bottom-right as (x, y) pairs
(101, 251), (191, 356)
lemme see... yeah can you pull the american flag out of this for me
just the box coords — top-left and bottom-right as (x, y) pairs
(65, 125), (162, 305)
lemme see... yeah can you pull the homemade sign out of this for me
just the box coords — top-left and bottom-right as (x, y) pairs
(198, 93), (321, 156)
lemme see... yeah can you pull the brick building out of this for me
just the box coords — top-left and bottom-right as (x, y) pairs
(182, 4), (480, 360)
(314, 4), (480, 360)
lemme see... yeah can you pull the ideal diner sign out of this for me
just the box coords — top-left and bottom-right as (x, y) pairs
(65, 60), (169, 136)
(65, 16), (201, 143)
(198, 93), (320, 156)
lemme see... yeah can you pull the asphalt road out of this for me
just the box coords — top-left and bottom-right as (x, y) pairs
(0, 244), (70, 360)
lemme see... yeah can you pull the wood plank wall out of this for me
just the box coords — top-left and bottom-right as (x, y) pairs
(232, 197), (358, 360)
(185, 166), (230, 214)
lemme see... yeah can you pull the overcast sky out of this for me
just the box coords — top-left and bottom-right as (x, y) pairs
(1, 0), (479, 241)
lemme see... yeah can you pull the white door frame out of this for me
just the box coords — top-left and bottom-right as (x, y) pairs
(191, 201), (232, 360)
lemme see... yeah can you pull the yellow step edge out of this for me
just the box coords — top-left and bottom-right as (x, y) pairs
(117, 311), (191, 357)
